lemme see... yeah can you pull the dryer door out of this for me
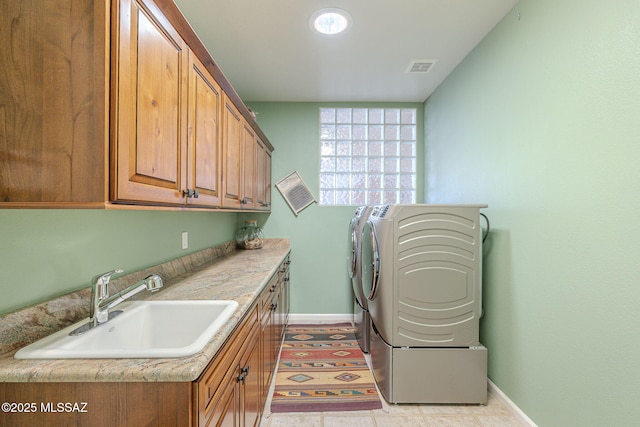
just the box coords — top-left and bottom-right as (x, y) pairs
(361, 220), (381, 301)
(348, 217), (357, 279)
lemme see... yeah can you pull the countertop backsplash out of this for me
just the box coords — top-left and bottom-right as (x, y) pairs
(0, 240), (236, 357)
(0, 238), (290, 382)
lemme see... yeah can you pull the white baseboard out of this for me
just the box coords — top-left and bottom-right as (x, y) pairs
(488, 380), (537, 427)
(288, 313), (352, 324)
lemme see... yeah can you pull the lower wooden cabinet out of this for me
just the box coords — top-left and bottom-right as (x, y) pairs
(0, 255), (291, 427)
(196, 304), (261, 427)
(260, 274), (279, 399)
(239, 319), (261, 427)
(0, 382), (193, 426)
(195, 255), (291, 427)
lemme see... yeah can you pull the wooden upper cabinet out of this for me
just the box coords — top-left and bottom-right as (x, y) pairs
(186, 54), (222, 207)
(241, 122), (256, 209)
(221, 96), (243, 209)
(0, 0), (108, 206)
(255, 137), (272, 211)
(111, 0), (188, 205)
(0, 0), (273, 210)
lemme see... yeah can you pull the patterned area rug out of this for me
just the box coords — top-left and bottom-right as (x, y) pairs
(271, 324), (382, 413)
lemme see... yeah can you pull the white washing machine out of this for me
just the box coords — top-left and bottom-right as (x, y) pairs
(348, 205), (373, 353)
(361, 204), (489, 404)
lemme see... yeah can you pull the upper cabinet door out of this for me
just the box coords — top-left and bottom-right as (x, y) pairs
(186, 54), (222, 207)
(111, 0), (188, 205)
(241, 122), (256, 209)
(255, 137), (272, 210)
(0, 0), (107, 206)
(221, 96), (243, 209)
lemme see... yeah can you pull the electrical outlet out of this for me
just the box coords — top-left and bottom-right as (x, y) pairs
(181, 232), (188, 250)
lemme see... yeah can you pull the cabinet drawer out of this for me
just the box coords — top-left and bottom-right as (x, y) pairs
(196, 304), (258, 424)
(261, 275), (278, 310)
(278, 256), (291, 279)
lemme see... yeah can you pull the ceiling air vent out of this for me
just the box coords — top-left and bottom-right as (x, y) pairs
(406, 59), (437, 73)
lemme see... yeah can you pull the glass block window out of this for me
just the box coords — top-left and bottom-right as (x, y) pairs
(319, 107), (417, 206)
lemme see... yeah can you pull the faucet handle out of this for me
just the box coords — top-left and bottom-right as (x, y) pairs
(92, 269), (124, 296)
(144, 274), (164, 291)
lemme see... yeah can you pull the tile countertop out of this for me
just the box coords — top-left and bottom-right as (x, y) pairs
(0, 238), (290, 383)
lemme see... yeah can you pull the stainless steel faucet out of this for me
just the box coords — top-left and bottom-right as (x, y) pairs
(89, 269), (123, 327)
(76, 269), (164, 334)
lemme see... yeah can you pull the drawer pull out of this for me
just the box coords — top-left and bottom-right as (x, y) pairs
(237, 365), (250, 383)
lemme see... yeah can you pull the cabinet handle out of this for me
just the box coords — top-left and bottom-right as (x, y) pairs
(241, 198), (248, 205)
(182, 189), (199, 198)
(237, 365), (250, 383)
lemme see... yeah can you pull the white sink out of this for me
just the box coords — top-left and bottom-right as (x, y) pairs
(14, 300), (239, 359)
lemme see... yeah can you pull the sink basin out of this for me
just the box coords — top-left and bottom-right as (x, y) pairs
(14, 300), (239, 359)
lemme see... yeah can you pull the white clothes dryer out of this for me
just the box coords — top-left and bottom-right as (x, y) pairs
(363, 204), (486, 347)
(348, 205), (373, 353)
(361, 204), (489, 404)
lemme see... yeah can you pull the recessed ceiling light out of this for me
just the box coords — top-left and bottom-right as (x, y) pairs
(310, 8), (352, 36)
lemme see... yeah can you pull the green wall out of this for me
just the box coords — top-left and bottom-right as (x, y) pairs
(246, 102), (424, 315)
(424, 0), (640, 425)
(0, 210), (238, 314)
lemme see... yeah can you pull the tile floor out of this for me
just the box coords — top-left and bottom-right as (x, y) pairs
(260, 354), (525, 427)
(260, 390), (524, 427)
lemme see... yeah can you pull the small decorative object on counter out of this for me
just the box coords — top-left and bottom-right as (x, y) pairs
(235, 220), (264, 249)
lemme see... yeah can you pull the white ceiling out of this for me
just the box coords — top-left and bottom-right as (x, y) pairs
(173, 0), (518, 103)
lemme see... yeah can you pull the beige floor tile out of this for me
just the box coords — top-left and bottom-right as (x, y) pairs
(373, 414), (430, 427)
(419, 403), (476, 415)
(266, 413), (323, 427)
(380, 402), (424, 415)
(476, 415), (523, 427)
(324, 415), (375, 427)
(423, 415), (481, 426)
(469, 395), (512, 416)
